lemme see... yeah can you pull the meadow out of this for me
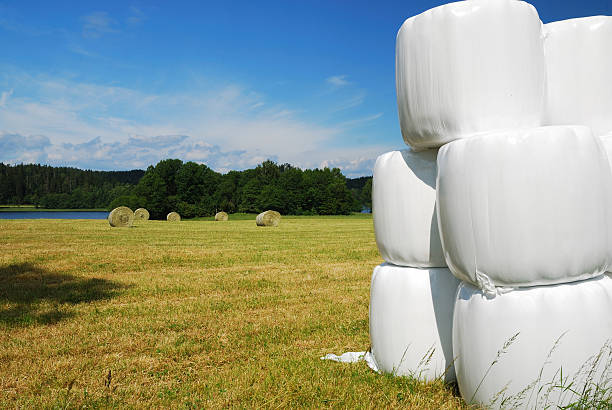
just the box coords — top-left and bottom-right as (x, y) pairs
(0, 215), (465, 408)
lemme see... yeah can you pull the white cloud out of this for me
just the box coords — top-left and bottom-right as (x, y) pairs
(338, 112), (383, 128)
(0, 133), (51, 164)
(0, 131), (388, 177)
(331, 93), (365, 112)
(0, 89), (13, 107)
(326, 75), (350, 88)
(0, 72), (393, 176)
(67, 44), (99, 58)
(81, 11), (119, 38)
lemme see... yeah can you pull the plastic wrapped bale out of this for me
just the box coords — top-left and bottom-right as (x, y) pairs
(436, 125), (612, 293)
(256, 210), (281, 227)
(215, 211), (229, 221)
(544, 16), (612, 137)
(453, 275), (612, 408)
(134, 208), (149, 221)
(396, 0), (545, 150)
(108, 206), (134, 227)
(167, 212), (181, 222)
(369, 263), (460, 382)
(373, 149), (445, 267)
(598, 133), (612, 272)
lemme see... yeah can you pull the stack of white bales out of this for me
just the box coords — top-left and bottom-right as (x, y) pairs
(371, 149), (460, 382)
(370, 0), (612, 406)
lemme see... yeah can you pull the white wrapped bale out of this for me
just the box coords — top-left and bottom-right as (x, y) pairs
(369, 264), (460, 382)
(396, 0), (545, 150)
(598, 134), (612, 272)
(600, 133), (612, 161)
(544, 16), (612, 137)
(453, 275), (612, 408)
(373, 150), (445, 267)
(437, 126), (611, 293)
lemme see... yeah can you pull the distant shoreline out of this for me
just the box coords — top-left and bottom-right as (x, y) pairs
(0, 205), (107, 212)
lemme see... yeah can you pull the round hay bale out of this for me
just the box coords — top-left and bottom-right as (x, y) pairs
(256, 210), (281, 227)
(108, 206), (134, 227)
(134, 208), (150, 221)
(167, 211), (181, 222)
(215, 211), (229, 221)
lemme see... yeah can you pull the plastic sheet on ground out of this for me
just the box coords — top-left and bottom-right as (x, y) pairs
(320, 351), (379, 372)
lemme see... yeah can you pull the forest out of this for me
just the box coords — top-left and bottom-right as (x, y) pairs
(0, 160), (372, 218)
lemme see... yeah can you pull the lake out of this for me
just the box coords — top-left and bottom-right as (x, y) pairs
(0, 211), (108, 220)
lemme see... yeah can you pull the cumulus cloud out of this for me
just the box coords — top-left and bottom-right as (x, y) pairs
(319, 155), (377, 178)
(5, 133), (288, 172)
(1, 131), (384, 177)
(0, 133), (51, 164)
(0, 72), (392, 176)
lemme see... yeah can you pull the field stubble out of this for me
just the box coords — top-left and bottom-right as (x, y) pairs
(0, 215), (464, 408)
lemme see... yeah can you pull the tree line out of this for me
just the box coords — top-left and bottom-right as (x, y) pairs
(0, 160), (372, 218)
(0, 163), (144, 209)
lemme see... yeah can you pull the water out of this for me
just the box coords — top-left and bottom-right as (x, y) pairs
(0, 211), (108, 220)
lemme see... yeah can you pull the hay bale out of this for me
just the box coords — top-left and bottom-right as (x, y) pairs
(134, 208), (150, 221)
(215, 211), (229, 221)
(256, 210), (281, 227)
(108, 206), (134, 227)
(167, 211), (181, 222)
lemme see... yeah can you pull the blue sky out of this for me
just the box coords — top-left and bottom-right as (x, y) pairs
(0, 1), (610, 177)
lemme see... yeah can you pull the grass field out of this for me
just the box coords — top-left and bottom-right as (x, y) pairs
(0, 215), (465, 408)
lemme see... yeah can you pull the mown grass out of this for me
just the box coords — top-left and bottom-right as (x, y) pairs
(0, 215), (465, 408)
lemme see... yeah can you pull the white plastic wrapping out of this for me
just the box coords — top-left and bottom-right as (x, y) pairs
(373, 150), (445, 267)
(437, 126), (610, 292)
(544, 16), (612, 137)
(320, 351), (378, 372)
(396, 0), (545, 150)
(600, 134), (612, 161)
(598, 133), (612, 272)
(369, 263), (460, 381)
(453, 275), (612, 408)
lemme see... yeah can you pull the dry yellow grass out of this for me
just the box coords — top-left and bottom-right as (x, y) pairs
(0, 215), (466, 408)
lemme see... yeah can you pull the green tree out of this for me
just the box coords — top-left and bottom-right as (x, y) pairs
(135, 166), (168, 219)
(361, 178), (372, 211)
(154, 159), (183, 197)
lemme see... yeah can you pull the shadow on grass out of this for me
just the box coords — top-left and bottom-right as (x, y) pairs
(0, 262), (126, 327)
